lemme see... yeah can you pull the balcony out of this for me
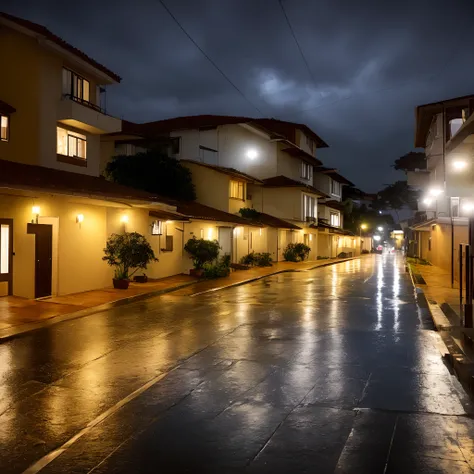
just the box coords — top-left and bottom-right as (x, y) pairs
(57, 95), (121, 134)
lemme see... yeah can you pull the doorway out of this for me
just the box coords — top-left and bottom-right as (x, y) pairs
(218, 227), (232, 259)
(27, 223), (53, 299)
(0, 219), (13, 296)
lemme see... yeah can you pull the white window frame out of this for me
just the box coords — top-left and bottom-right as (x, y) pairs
(303, 194), (316, 220)
(331, 179), (341, 197)
(230, 180), (244, 200)
(0, 115), (9, 142)
(301, 161), (312, 180)
(330, 212), (340, 227)
(62, 68), (90, 103)
(57, 127), (87, 159)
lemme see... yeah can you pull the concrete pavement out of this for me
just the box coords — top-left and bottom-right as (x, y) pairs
(0, 254), (473, 473)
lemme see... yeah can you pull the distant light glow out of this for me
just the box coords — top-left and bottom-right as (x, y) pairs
(76, 214), (84, 223)
(246, 149), (258, 160)
(453, 160), (468, 171)
(463, 202), (474, 213)
(423, 198), (433, 206)
(378, 211), (382, 215)
(360, 224), (368, 230)
(373, 235), (381, 242)
(429, 188), (443, 197)
(32, 205), (40, 215)
(377, 226), (383, 232)
(207, 228), (213, 240)
(120, 215), (129, 224)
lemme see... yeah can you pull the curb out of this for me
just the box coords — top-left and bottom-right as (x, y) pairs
(0, 280), (199, 344)
(189, 256), (360, 297)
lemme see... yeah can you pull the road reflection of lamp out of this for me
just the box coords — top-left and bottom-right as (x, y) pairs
(32, 205), (40, 224)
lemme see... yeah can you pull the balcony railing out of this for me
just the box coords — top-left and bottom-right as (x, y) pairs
(63, 94), (103, 113)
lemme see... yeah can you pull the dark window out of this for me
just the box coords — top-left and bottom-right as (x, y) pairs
(62, 68), (90, 102)
(428, 237), (432, 251)
(171, 137), (180, 155)
(162, 235), (174, 252)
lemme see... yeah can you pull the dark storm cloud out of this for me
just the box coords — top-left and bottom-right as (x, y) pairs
(3, 0), (474, 191)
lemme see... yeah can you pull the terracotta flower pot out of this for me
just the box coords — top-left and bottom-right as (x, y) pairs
(190, 268), (204, 278)
(113, 278), (130, 289)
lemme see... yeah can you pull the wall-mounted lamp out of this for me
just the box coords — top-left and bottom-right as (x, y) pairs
(373, 235), (381, 242)
(429, 188), (443, 197)
(120, 215), (129, 224)
(453, 160), (468, 171)
(32, 205), (40, 224)
(259, 228), (262, 236)
(423, 198), (433, 206)
(76, 214), (84, 224)
(463, 202), (474, 213)
(246, 149), (258, 160)
(207, 228), (213, 240)
(309, 234), (313, 241)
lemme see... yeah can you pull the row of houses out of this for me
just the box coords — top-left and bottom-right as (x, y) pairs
(0, 12), (365, 300)
(399, 93), (474, 281)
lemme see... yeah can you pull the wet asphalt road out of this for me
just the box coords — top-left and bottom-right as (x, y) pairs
(1, 254), (473, 473)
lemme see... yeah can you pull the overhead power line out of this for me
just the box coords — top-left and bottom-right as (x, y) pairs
(158, 0), (263, 115)
(277, 0), (316, 84)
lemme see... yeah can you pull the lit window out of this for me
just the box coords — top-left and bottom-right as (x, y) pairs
(0, 115), (8, 141)
(330, 212), (340, 227)
(301, 161), (312, 180)
(331, 180), (341, 196)
(303, 194), (316, 219)
(0, 224), (9, 274)
(230, 180), (244, 200)
(62, 68), (90, 103)
(57, 127), (87, 159)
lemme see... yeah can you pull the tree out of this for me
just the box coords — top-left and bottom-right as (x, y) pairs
(393, 152), (426, 171)
(375, 180), (420, 221)
(104, 151), (196, 201)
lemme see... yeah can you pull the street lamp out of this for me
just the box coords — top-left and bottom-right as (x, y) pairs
(377, 226), (383, 232)
(373, 235), (381, 242)
(360, 223), (367, 237)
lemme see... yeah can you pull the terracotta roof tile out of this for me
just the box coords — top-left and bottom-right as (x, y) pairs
(262, 176), (329, 197)
(0, 12), (121, 83)
(314, 166), (354, 186)
(180, 160), (263, 183)
(0, 99), (16, 114)
(251, 212), (301, 230)
(0, 158), (166, 202)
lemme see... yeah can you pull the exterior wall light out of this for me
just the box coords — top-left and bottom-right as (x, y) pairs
(423, 198), (433, 206)
(453, 160), (468, 171)
(377, 226), (383, 232)
(207, 228), (213, 240)
(120, 215), (129, 228)
(76, 214), (84, 226)
(32, 205), (40, 224)
(429, 188), (443, 197)
(246, 149), (258, 159)
(462, 202), (474, 213)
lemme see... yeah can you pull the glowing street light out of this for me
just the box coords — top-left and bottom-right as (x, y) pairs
(423, 197), (433, 206)
(373, 235), (381, 242)
(246, 149), (258, 160)
(429, 188), (443, 197)
(360, 223), (368, 238)
(453, 160), (468, 171)
(377, 226), (383, 232)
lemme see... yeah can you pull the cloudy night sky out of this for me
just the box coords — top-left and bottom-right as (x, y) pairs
(3, 0), (474, 192)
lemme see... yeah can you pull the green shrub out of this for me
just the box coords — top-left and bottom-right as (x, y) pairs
(337, 252), (348, 258)
(184, 237), (220, 269)
(283, 243), (311, 262)
(203, 255), (231, 278)
(240, 252), (257, 266)
(240, 252), (273, 267)
(239, 208), (261, 219)
(361, 249), (370, 254)
(103, 232), (157, 280)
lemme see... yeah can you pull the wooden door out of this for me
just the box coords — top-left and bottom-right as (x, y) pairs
(27, 224), (52, 298)
(0, 219), (13, 295)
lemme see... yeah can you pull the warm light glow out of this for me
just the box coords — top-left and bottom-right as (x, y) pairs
(309, 234), (313, 241)
(463, 202), (474, 213)
(76, 214), (84, 223)
(423, 198), (433, 206)
(120, 215), (129, 224)
(32, 206), (40, 215)
(373, 235), (381, 241)
(166, 220), (173, 224)
(246, 149), (258, 159)
(0, 225), (9, 274)
(207, 228), (213, 240)
(360, 224), (368, 230)
(429, 188), (443, 197)
(234, 226), (241, 236)
(377, 226), (383, 232)
(453, 160), (468, 171)
(259, 228), (262, 236)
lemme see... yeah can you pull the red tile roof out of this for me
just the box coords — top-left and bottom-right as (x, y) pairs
(322, 200), (345, 211)
(0, 99), (16, 115)
(314, 166), (354, 186)
(180, 160), (263, 183)
(0, 158), (166, 202)
(251, 212), (301, 230)
(125, 115), (328, 149)
(262, 176), (329, 197)
(175, 201), (262, 226)
(0, 12), (121, 83)
(149, 209), (189, 222)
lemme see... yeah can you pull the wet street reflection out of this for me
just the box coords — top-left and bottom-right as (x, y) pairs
(0, 254), (473, 473)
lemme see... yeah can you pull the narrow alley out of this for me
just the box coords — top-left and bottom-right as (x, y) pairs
(1, 255), (473, 473)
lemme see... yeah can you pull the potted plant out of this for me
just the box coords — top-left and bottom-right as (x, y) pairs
(103, 232), (157, 289)
(184, 237), (220, 277)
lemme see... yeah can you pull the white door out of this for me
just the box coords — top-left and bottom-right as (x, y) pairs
(218, 227), (232, 258)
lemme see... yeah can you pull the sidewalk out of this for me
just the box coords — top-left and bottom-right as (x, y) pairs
(0, 257), (360, 341)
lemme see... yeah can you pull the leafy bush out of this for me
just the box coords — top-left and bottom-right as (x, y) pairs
(103, 232), (157, 280)
(240, 252), (257, 266)
(361, 249), (370, 254)
(184, 237), (220, 269)
(203, 255), (231, 279)
(255, 252), (272, 266)
(337, 252), (348, 258)
(240, 252), (273, 267)
(283, 243), (311, 262)
(317, 256), (330, 260)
